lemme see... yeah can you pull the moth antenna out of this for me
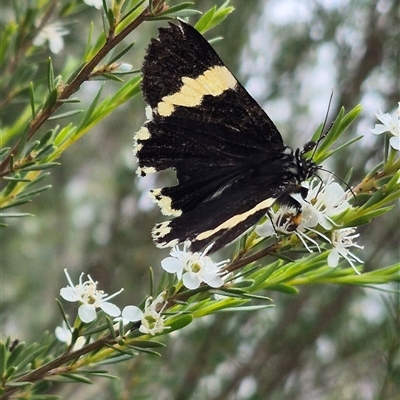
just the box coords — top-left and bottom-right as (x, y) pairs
(310, 90), (334, 160)
(312, 174), (325, 198)
(317, 167), (356, 200)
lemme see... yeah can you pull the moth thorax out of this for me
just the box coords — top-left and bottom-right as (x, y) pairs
(294, 148), (318, 182)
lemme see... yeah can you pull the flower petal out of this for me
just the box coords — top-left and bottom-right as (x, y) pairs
(370, 124), (388, 135)
(161, 257), (183, 273)
(60, 287), (80, 302)
(55, 325), (72, 343)
(49, 36), (64, 54)
(255, 221), (275, 237)
(203, 274), (224, 288)
(122, 305), (143, 322)
(182, 272), (201, 289)
(78, 304), (97, 323)
(389, 135), (400, 150)
(100, 301), (121, 317)
(327, 249), (339, 267)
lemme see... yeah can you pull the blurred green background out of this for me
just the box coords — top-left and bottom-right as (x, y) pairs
(1, 0), (399, 399)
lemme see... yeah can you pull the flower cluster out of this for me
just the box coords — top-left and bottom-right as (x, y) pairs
(33, 1), (105, 54)
(58, 270), (169, 340)
(55, 322), (86, 350)
(161, 243), (227, 289)
(256, 179), (363, 271)
(60, 269), (122, 323)
(121, 292), (169, 336)
(33, 22), (69, 54)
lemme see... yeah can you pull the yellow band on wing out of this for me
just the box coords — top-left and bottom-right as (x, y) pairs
(157, 66), (237, 117)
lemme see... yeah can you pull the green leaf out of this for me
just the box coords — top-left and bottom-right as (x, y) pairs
(106, 316), (117, 340)
(264, 284), (299, 294)
(52, 373), (93, 384)
(128, 339), (166, 348)
(4, 366), (17, 380)
(164, 314), (193, 332)
(1, 175), (21, 197)
(29, 395), (60, 400)
(109, 42), (135, 65)
(73, 369), (118, 380)
(38, 129), (56, 150)
(127, 346), (161, 356)
(48, 109), (83, 121)
(0, 147), (11, 157)
(4, 380), (32, 387)
(195, 1), (234, 33)
(211, 288), (272, 301)
(29, 81), (36, 117)
(155, 3), (201, 19)
(83, 22), (94, 60)
(0, 199), (31, 210)
(343, 206), (393, 226)
(96, 73), (124, 82)
(57, 98), (81, 103)
(26, 172), (51, 187)
(195, 5), (216, 33)
(77, 85), (104, 130)
(46, 88), (58, 109)
(54, 123), (75, 146)
(17, 162), (60, 172)
(339, 104), (363, 132)
(217, 304), (275, 313)
(16, 185), (52, 201)
(15, 345), (46, 370)
(35, 144), (57, 159)
(47, 57), (55, 92)
(231, 279), (255, 288)
(65, 61), (87, 85)
(96, 354), (135, 365)
(190, 298), (249, 317)
(0, 213), (33, 218)
(327, 135), (363, 158)
(0, 342), (6, 379)
(315, 105), (362, 163)
(6, 341), (26, 369)
(23, 140), (41, 157)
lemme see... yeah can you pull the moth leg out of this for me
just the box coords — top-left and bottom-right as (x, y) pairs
(266, 208), (278, 236)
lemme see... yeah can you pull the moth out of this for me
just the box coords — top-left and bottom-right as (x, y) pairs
(134, 21), (321, 253)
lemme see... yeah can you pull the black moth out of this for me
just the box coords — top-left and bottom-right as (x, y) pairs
(134, 21), (322, 253)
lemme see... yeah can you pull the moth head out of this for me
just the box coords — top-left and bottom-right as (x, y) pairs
(302, 140), (317, 154)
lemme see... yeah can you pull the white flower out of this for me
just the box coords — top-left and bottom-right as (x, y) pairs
(256, 179), (350, 252)
(370, 103), (400, 150)
(115, 63), (133, 73)
(33, 23), (69, 54)
(327, 228), (363, 273)
(121, 292), (168, 336)
(305, 179), (350, 230)
(55, 322), (86, 350)
(161, 243), (227, 289)
(83, 0), (104, 8)
(60, 269), (122, 323)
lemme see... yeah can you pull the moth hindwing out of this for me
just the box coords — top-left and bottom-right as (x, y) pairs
(134, 21), (318, 253)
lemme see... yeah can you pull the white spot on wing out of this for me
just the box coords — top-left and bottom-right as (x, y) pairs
(136, 127), (151, 141)
(152, 221), (172, 238)
(145, 105), (153, 121)
(155, 238), (179, 249)
(138, 166), (157, 176)
(133, 142), (143, 153)
(150, 189), (182, 216)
